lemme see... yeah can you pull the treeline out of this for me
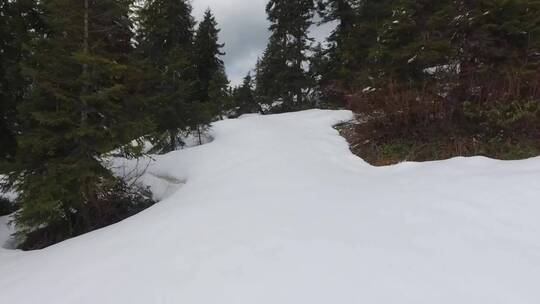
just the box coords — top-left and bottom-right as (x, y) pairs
(0, 0), (231, 249)
(246, 0), (540, 160)
(235, 0), (540, 138)
(315, 0), (540, 161)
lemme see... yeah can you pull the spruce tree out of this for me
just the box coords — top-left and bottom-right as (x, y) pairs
(317, 0), (357, 35)
(455, 0), (540, 77)
(208, 68), (231, 120)
(259, 0), (315, 110)
(454, 0), (540, 133)
(137, 0), (195, 63)
(329, 0), (393, 87)
(253, 50), (276, 108)
(234, 73), (261, 116)
(316, 0), (358, 83)
(6, 0), (150, 248)
(0, 0), (41, 166)
(137, 0), (197, 151)
(193, 9), (226, 120)
(373, 0), (456, 82)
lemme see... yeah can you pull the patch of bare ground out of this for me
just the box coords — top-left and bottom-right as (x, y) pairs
(337, 114), (540, 166)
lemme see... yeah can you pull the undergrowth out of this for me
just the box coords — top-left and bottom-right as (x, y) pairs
(338, 120), (540, 166)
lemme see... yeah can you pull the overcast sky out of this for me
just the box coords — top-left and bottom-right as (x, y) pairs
(191, 0), (335, 85)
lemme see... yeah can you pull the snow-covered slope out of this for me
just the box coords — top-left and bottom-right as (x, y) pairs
(1, 110), (539, 304)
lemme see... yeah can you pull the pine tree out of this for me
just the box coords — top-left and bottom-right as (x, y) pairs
(0, 0), (42, 166)
(316, 0), (358, 83)
(253, 50), (276, 108)
(137, 0), (197, 151)
(193, 9), (226, 115)
(234, 73), (261, 116)
(260, 0), (315, 110)
(6, 0), (150, 248)
(455, 0), (540, 133)
(318, 0), (539, 143)
(317, 0), (357, 35)
(183, 8), (228, 143)
(337, 0), (393, 85)
(137, 0), (195, 63)
(208, 68), (230, 120)
(455, 0), (540, 77)
(373, 0), (456, 82)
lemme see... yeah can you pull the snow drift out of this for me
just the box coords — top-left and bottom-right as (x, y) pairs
(1, 109), (539, 303)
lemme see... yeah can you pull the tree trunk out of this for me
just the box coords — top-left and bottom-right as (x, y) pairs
(81, 0), (89, 125)
(169, 130), (176, 152)
(197, 125), (202, 145)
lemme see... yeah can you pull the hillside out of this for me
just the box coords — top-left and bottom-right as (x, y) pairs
(1, 110), (539, 303)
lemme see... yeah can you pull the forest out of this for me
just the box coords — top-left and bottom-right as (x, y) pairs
(1, 0), (539, 249)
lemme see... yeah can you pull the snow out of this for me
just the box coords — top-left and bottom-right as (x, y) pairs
(260, 100), (284, 113)
(1, 109), (540, 303)
(362, 86), (376, 93)
(423, 64), (460, 75)
(0, 215), (16, 250)
(0, 176), (17, 202)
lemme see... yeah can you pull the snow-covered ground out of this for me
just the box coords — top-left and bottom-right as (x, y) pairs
(0, 176), (17, 202)
(1, 109), (540, 303)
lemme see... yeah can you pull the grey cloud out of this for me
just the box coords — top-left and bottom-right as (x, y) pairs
(192, 0), (334, 85)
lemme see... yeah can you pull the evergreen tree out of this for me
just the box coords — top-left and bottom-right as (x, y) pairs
(335, 0), (393, 85)
(208, 68), (231, 120)
(373, 0), (456, 82)
(317, 0), (357, 35)
(181, 8), (229, 143)
(316, 0), (358, 83)
(137, 0), (197, 151)
(307, 42), (329, 106)
(137, 0), (195, 63)
(455, 0), (540, 79)
(6, 0), (150, 248)
(253, 50), (276, 108)
(234, 73), (261, 116)
(455, 0), (540, 133)
(315, 0), (539, 145)
(193, 9), (226, 116)
(259, 0), (315, 110)
(316, 0), (456, 99)
(0, 0), (42, 166)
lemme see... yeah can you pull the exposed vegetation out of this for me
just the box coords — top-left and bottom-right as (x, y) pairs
(320, 0), (540, 164)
